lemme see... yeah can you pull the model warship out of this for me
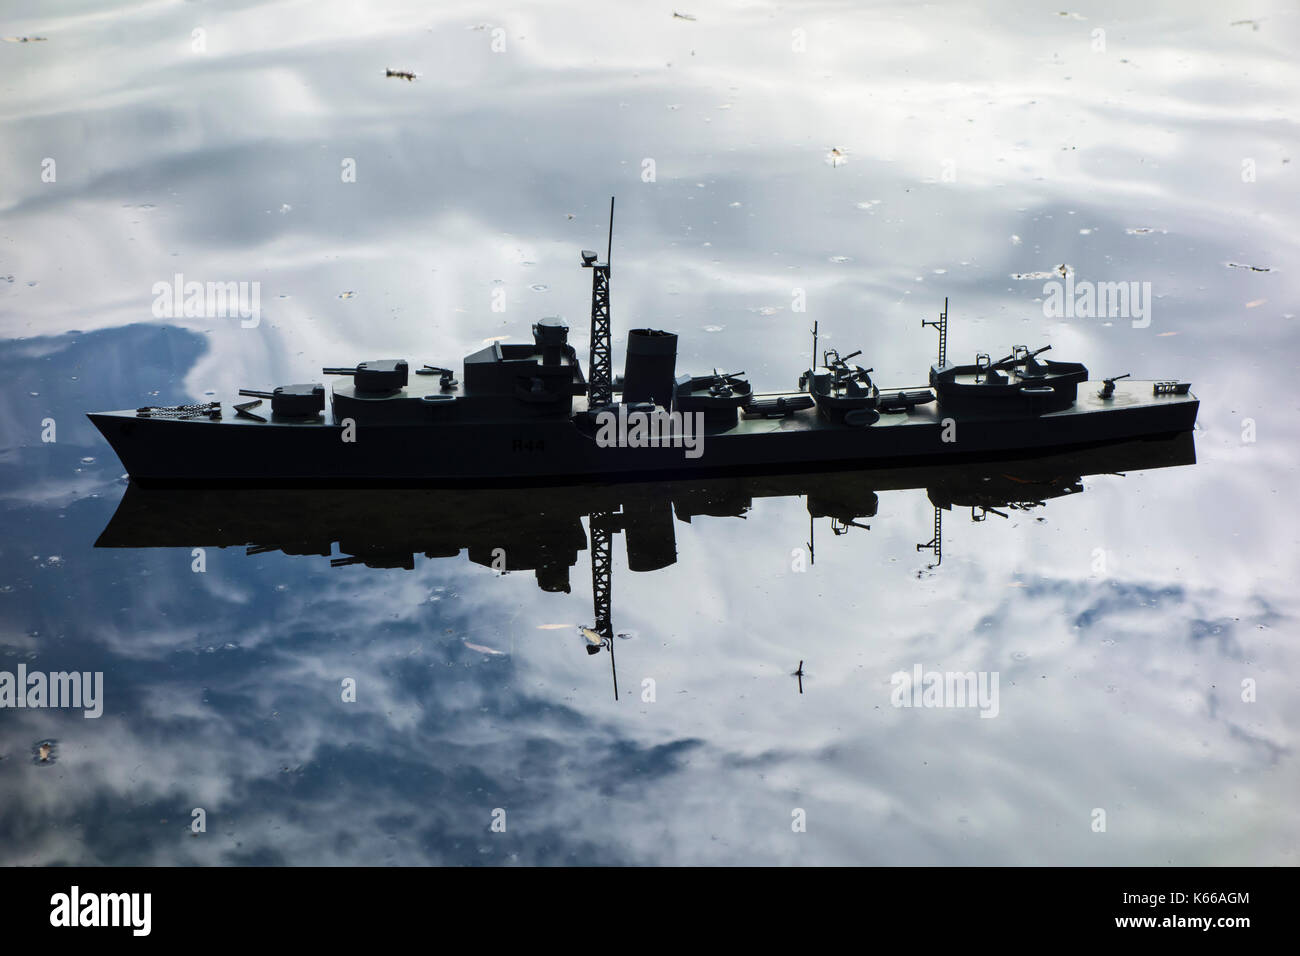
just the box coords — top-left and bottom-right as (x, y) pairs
(89, 202), (1198, 485)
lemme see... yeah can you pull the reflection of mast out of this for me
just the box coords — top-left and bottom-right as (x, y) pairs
(585, 511), (618, 700)
(580, 499), (676, 701)
(916, 507), (942, 567)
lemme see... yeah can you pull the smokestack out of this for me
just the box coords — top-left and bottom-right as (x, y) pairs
(622, 329), (678, 406)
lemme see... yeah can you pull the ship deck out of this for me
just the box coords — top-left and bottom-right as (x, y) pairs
(95, 379), (1196, 431)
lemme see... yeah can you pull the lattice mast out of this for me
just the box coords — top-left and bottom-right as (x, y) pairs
(581, 198), (615, 408)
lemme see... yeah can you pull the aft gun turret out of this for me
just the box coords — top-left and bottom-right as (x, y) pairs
(416, 365), (459, 391)
(1098, 373), (1131, 399)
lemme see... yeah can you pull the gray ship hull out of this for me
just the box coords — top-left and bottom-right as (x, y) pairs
(89, 380), (1198, 486)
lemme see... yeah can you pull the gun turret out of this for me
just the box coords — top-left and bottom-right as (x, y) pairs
(416, 365), (459, 390)
(323, 360), (409, 391)
(992, 344), (1051, 369)
(238, 384), (325, 417)
(1099, 373), (1131, 399)
(705, 370), (746, 396)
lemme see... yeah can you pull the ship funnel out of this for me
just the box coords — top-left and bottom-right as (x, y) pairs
(533, 316), (569, 366)
(622, 329), (678, 407)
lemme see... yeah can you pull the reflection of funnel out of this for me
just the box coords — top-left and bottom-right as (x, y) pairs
(536, 563), (571, 593)
(622, 498), (676, 572)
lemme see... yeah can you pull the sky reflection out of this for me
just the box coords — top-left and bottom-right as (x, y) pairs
(1, 1), (1297, 865)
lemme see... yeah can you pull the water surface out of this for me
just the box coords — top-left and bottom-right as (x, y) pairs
(1, 0), (1296, 865)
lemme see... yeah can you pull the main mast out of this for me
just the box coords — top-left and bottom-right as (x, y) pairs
(922, 296), (949, 367)
(581, 197), (615, 408)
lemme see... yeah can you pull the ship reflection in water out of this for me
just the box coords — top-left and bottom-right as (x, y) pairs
(98, 434), (1196, 700)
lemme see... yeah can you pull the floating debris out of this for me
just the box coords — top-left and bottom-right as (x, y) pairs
(1125, 227), (1165, 235)
(702, 324), (725, 333)
(529, 283), (550, 292)
(33, 741), (55, 764)
(1245, 299), (1266, 308)
(535, 623), (571, 630)
(482, 335), (511, 345)
(3, 36), (48, 43)
(464, 641), (506, 656)
(1227, 262), (1271, 272)
(826, 147), (848, 168)
(385, 69), (417, 81)
(1010, 234), (1023, 245)
(338, 290), (356, 299)
(1012, 264), (1072, 280)
(828, 255), (853, 263)
(672, 11), (697, 20)
(1230, 19), (1261, 31)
